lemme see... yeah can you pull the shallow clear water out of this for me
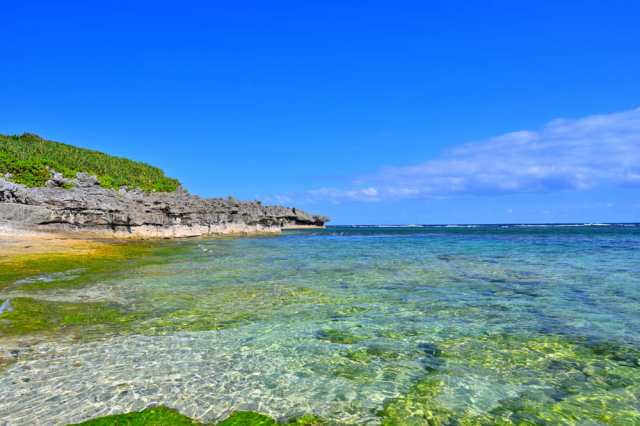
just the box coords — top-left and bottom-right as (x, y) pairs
(1, 225), (640, 425)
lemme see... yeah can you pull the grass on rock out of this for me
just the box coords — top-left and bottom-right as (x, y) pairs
(0, 132), (179, 192)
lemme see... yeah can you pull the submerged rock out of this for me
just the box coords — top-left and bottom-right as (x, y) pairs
(0, 177), (329, 238)
(69, 407), (326, 426)
(68, 406), (202, 425)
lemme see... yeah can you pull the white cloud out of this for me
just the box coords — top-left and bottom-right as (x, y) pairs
(308, 186), (380, 202)
(307, 107), (640, 201)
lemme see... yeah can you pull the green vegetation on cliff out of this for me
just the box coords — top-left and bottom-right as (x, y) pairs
(0, 133), (180, 192)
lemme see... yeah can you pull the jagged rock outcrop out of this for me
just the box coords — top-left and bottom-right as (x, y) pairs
(0, 177), (328, 238)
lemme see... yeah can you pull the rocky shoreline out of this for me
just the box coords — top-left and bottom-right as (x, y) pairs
(0, 174), (328, 239)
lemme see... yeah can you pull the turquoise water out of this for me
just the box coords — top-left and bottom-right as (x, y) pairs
(1, 225), (640, 424)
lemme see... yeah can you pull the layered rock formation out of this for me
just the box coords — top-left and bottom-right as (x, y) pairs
(0, 174), (328, 238)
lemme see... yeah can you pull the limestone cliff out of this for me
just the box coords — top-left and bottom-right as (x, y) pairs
(0, 174), (328, 238)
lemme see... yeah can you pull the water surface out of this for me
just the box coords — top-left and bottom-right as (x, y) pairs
(1, 225), (639, 424)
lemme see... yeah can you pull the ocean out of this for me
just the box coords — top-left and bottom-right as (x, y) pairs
(1, 224), (639, 424)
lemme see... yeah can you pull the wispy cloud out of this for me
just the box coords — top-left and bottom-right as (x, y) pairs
(308, 187), (380, 202)
(298, 107), (640, 202)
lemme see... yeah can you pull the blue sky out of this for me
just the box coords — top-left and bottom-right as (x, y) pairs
(2, 1), (639, 224)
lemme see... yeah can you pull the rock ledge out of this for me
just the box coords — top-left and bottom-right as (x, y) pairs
(0, 177), (328, 238)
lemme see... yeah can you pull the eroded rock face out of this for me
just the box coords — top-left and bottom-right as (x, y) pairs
(0, 178), (329, 238)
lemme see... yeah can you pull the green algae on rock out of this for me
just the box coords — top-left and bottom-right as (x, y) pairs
(316, 328), (366, 345)
(69, 406), (202, 425)
(379, 333), (640, 425)
(0, 238), (336, 341)
(68, 408), (327, 426)
(139, 285), (331, 334)
(0, 240), (186, 340)
(0, 297), (135, 337)
(344, 344), (407, 363)
(216, 411), (277, 426)
(0, 240), (184, 292)
(286, 414), (327, 425)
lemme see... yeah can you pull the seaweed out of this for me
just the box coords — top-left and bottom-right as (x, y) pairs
(217, 411), (277, 425)
(69, 408), (327, 426)
(68, 406), (202, 425)
(379, 333), (640, 425)
(0, 241), (183, 292)
(316, 328), (366, 345)
(0, 297), (136, 337)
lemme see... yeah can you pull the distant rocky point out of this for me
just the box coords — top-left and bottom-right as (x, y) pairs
(0, 133), (328, 238)
(0, 174), (328, 238)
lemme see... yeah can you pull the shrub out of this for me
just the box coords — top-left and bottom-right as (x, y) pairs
(0, 133), (180, 192)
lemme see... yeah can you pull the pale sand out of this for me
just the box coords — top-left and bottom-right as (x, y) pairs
(0, 222), (325, 258)
(0, 227), (109, 258)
